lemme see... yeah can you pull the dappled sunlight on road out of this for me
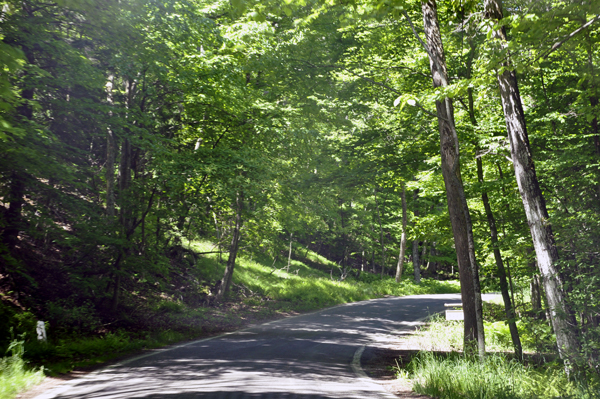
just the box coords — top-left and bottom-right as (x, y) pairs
(35, 294), (468, 399)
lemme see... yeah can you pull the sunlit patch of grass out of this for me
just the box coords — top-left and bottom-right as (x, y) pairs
(230, 252), (460, 310)
(396, 311), (600, 399)
(402, 306), (556, 354)
(403, 351), (600, 399)
(0, 340), (44, 399)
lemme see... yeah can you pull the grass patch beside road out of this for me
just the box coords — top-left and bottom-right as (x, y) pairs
(0, 340), (44, 399)
(407, 351), (599, 399)
(396, 304), (600, 399)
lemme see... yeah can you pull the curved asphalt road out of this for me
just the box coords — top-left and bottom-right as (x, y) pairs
(34, 293), (496, 399)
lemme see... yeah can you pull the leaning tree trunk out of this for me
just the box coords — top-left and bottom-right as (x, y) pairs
(421, 0), (485, 357)
(484, 0), (581, 370)
(396, 184), (408, 282)
(215, 192), (243, 302)
(467, 83), (522, 358)
(476, 151), (523, 359)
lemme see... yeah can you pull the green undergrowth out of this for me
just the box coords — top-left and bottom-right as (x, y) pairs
(404, 352), (599, 399)
(396, 306), (599, 399)
(404, 312), (557, 354)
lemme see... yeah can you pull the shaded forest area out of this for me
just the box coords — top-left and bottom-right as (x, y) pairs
(0, 0), (599, 378)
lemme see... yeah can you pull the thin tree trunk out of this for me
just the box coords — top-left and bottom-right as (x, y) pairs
(105, 75), (116, 218)
(396, 184), (408, 282)
(420, 240), (428, 270)
(287, 232), (293, 272)
(361, 250), (365, 273)
(531, 274), (543, 316)
(412, 190), (421, 283)
(371, 248), (375, 273)
(374, 187), (386, 278)
(421, 0), (485, 357)
(468, 82), (522, 358)
(110, 136), (133, 313)
(485, 0), (581, 370)
(476, 151), (523, 359)
(215, 192), (243, 302)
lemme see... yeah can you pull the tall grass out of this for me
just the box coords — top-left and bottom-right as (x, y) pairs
(0, 339), (44, 399)
(398, 311), (600, 399)
(407, 352), (599, 399)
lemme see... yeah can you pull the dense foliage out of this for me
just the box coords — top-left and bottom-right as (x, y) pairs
(0, 0), (598, 375)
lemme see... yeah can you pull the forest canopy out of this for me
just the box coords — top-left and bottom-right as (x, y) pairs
(0, 0), (599, 375)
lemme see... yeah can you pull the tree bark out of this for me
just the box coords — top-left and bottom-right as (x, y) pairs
(412, 190), (421, 283)
(215, 192), (243, 302)
(421, 0), (485, 357)
(531, 274), (543, 316)
(396, 184), (408, 282)
(484, 0), (582, 370)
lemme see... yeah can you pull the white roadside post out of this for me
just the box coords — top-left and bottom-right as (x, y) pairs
(36, 321), (47, 342)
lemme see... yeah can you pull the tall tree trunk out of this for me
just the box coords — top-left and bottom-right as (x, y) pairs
(110, 136), (133, 313)
(412, 190), (421, 283)
(467, 82), (522, 358)
(531, 274), (543, 316)
(374, 187), (386, 278)
(484, 0), (581, 370)
(287, 232), (293, 272)
(420, 240), (428, 270)
(476, 151), (523, 359)
(105, 75), (116, 218)
(590, 94), (600, 201)
(421, 0), (485, 357)
(215, 192), (243, 302)
(371, 248), (375, 273)
(396, 184), (408, 282)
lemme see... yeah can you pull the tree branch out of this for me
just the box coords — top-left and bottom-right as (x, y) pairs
(402, 11), (445, 75)
(541, 15), (600, 60)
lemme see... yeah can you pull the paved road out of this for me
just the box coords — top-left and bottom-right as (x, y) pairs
(35, 293), (491, 399)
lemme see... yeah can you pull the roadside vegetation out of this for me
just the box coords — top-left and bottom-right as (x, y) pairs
(396, 299), (600, 399)
(0, 240), (459, 398)
(0, 340), (44, 399)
